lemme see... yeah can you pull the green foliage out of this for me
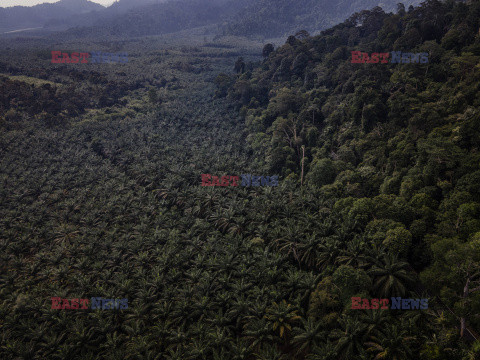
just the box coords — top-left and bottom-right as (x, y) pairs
(214, 73), (235, 98)
(305, 158), (337, 186)
(383, 227), (413, 257)
(262, 44), (275, 58)
(365, 219), (405, 246)
(225, 0), (420, 38)
(227, 4), (480, 347)
(332, 265), (372, 302)
(2, 0), (480, 358)
(148, 88), (159, 104)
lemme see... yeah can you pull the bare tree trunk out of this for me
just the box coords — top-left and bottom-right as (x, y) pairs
(461, 278), (470, 337)
(301, 146), (305, 186)
(293, 126), (300, 157)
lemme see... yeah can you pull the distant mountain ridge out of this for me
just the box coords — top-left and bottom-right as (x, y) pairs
(1, 0), (423, 38)
(66, 0), (423, 39)
(108, 0), (169, 12)
(225, 0), (422, 37)
(60, 0), (420, 37)
(70, 0), (226, 37)
(58, 0), (252, 38)
(0, 0), (104, 33)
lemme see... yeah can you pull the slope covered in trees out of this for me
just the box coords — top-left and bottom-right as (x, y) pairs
(0, 0), (104, 33)
(62, 0), (251, 38)
(223, 0), (480, 348)
(224, 0), (421, 38)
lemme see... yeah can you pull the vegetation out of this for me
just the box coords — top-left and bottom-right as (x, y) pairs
(221, 0), (480, 355)
(224, 0), (421, 38)
(0, 0), (479, 359)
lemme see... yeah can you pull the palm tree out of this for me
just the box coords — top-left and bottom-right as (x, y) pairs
(53, 223), (79, 246)
(243, 317), (273, 351)
(358, 309), (390, 335)
(38, 331), (66, 358)
(272, 227), (301, 264)
(336, 236), (368, 268)
(165, 346), (192, 360)
(306, 340), (337, 360)
(228, 338), (250, 360)
(208, 309), (235, 333)
(212, 347), (234, 360)
(365, 324), (414, 359)
(227, 296), (251, 329)
(188, 335), (211, 359)
(207, 326), (231, 349)
(253, 343), (287, 360)
(367, 253), (416, 298)
(298, 234), (323, 268)
(316, 236), (342, 270)
(292, 318), (325, 355)
(265, 300), (302, 341)
(330, 316), (369, 359)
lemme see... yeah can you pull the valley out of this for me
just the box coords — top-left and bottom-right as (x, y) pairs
(1, 1), (480, 359)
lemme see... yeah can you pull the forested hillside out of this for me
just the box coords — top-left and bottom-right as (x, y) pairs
(64, 0), (250, 38)
(224, 0), (421, 37)
(66, 0), (422, 39)
(222, 0), (480, 352)
(0, 0), (104, 33)
(108, 0), (169, 12)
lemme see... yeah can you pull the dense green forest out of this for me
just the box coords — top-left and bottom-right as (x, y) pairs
(222, 0), (480, 355)
(224, 0), (421, 38)
(1, 0), (480, 359)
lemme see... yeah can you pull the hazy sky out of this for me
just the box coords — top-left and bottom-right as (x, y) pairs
(0, 0), (114, 7)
